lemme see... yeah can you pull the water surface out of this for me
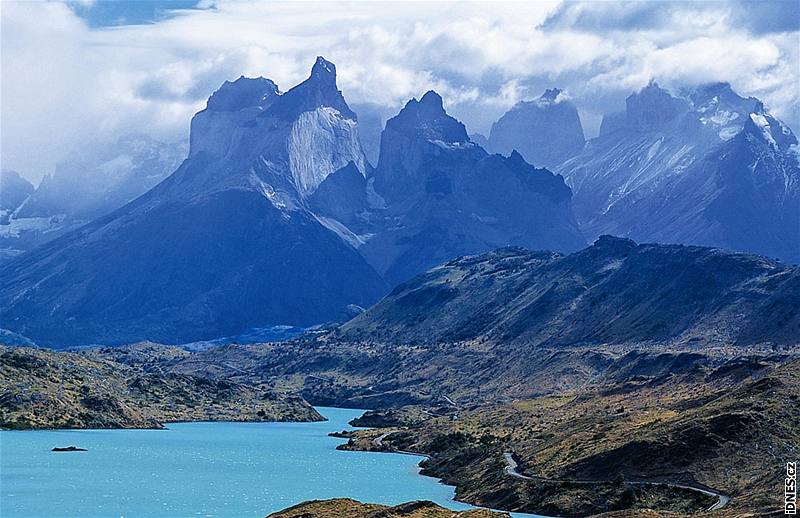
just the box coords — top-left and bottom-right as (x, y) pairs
(0, 407), (543, 517)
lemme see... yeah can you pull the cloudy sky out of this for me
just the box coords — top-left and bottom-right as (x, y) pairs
(2, 0), (799, 183)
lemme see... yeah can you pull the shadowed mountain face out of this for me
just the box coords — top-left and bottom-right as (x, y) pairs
(0, 57), (388, 347)
(487, 88), (585, 169)
(341, 236), (800, 348)
(558, 82), (800, 263)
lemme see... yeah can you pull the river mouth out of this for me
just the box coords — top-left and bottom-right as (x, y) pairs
(0, 407), (545, 518)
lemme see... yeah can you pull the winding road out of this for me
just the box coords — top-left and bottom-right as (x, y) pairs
(502, 452), (730, 511)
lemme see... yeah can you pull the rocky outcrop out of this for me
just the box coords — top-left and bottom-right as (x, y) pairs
(266, 498), (509, 517)
(0, 345), (323, 429)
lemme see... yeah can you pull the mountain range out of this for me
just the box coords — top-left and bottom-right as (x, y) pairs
(0, 58), (388, 347)
(463, 80), (798, 264)
(556, 81), (799, 263)
(360, 90), (584, 284)
(1, 59), (797, 347)
(0, 58), (584, 347)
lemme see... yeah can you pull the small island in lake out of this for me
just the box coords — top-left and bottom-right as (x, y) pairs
(51, 446), (87, 452)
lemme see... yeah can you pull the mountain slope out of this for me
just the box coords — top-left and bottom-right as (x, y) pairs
(557, 82), (799, 263)
(0, 57), (387, 347)
(341, 236), (800, 348)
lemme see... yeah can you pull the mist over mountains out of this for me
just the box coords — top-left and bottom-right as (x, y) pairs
(1, 57), (797, 347)
(0, 136), (185, 262)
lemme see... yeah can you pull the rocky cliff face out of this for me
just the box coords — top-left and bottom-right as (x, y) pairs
(0, 57), (387, 347)
(488, 88), (585, 168)
(557, 82), (799, 263)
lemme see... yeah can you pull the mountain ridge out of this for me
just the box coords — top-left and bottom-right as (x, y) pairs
(341, 235), (800, 348)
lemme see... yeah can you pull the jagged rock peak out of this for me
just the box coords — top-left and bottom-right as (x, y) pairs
(419, 90), (444, 109)
(311, 56), (337, 81)
(686, 82), (760, 111)
(270, 56), (356, 120)
(508, 150), (526, 163)
(386, 90), (468, 143)
(689, 82), (744, 103)
(206, 76), (279, 112)
(542, 87), (563, 99)
(487, 87), (584, 168)
(625, 81), (689, 131)
(537, 87), (565, 105)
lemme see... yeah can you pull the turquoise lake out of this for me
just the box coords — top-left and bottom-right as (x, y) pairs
(0, 407), (544, 517)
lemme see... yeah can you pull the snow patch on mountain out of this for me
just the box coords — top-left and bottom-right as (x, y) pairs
(249, 173), (297, 213)
(750, 113), (777, 148)
(314, 214), (369, 248)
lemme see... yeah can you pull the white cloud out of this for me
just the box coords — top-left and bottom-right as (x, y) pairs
(1, 0), (798, 183)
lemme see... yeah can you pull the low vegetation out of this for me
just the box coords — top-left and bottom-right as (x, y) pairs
(0, 345), (322, 429)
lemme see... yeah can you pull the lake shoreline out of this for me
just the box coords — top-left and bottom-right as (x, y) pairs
(0, 407), (489, 517)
